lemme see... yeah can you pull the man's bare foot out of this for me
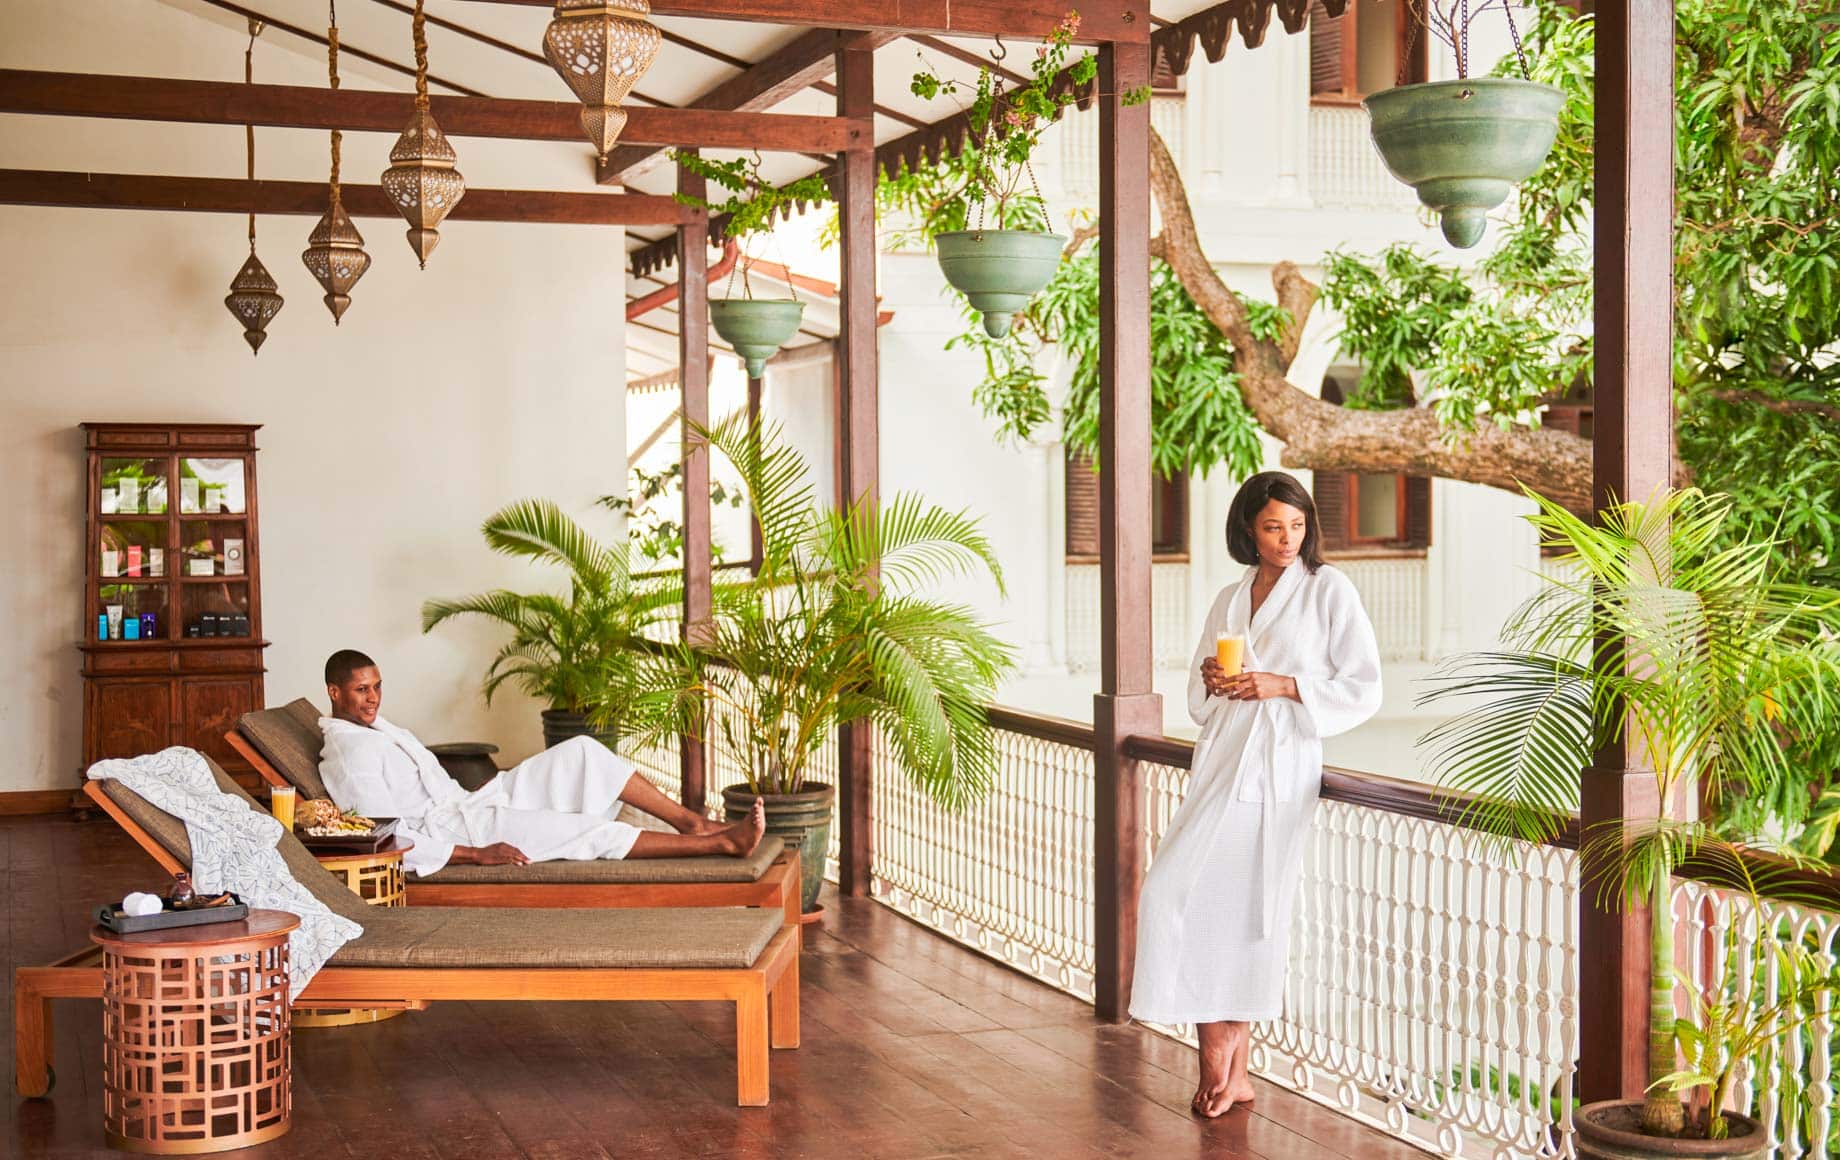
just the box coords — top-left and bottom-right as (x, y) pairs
(679, 812), (726, 837)
(712, 797), (766, 856)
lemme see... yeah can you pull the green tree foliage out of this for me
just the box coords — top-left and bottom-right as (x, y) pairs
(1323, 2), (1840, 586)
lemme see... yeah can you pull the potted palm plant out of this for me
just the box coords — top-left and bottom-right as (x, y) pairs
(1363, 1), (1564, 248)
(908, 12), (1146, 337)
(630, 416), (1016, 913)
(671, 151), (832, 378)
(422, 498), (681, 748)
(1421, 489), (1840, 1155)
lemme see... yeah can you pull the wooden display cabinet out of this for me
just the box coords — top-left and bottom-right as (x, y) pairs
(79, 423), (268, 785)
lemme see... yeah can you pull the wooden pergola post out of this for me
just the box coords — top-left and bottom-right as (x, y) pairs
(1092, 40), (1160, 1022)
(834, 41), (879, 897)
(1581, 0), (1674, 1102)
(677, 150), (712, 815)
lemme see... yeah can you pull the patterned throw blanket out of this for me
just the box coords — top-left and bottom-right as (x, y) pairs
(87, 747), (363, 999)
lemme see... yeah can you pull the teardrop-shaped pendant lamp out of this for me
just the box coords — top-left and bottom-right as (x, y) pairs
(224, 21), (283, 354)
(381, 0), (465, 266)
(542, 0), (661, 161)
(302, 5), (371, 321)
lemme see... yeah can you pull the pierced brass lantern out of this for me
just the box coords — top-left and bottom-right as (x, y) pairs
(224, 250), (284, 355)
(542, 0), (661, 161)
(301, 201), (372, 323)
(382, 105), (465, 266)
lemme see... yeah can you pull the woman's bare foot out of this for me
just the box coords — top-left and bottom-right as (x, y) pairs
(1194, 1025), (1232, 1116)
(712, 798), (766, 856)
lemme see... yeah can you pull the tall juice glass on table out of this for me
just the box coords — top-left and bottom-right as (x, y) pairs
(269, 785), (296, 830)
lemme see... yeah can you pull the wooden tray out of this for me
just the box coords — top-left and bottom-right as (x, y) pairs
(96, 895), (250, 934)
(297, 816), (400, 852)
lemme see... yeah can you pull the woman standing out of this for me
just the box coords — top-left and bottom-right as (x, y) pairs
(1129, 471), (1383, 1117)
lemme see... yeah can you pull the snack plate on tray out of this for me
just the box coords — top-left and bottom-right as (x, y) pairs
(296, 816), (399, 852)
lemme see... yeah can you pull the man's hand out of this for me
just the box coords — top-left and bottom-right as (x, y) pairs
(452, 842), (529, 866)
(1221, 672), (1300, 702)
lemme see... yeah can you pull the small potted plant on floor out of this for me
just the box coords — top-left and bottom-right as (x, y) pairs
(671, 151), (832, 378)
(632, 416), (1016, 913)
(1421, 489), (1840, 1156)
(422, 498), (680, 748)
(1362, 1), (1566, 248)
(909, 12), (1145, 337)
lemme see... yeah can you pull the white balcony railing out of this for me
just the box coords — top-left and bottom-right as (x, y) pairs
(1064, 560), (1192, 672)
(1337, 556), (1429, 663)
(1057, 95), (1187, 202)
(1308, 103), (1420, 211)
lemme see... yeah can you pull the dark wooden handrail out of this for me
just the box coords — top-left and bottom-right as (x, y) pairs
(984, 705), (1096, 749)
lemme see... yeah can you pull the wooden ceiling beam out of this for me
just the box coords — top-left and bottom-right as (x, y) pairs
(454, 0), (1151, 43)
(0, 71), (869, 152)
(0, 170), (687, 225)
(598, 27), (899, 183)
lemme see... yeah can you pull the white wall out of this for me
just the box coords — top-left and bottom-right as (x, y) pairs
(1, 0), (628, 791)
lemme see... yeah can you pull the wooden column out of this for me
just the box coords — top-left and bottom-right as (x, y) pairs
(1092, 39), (1161, 1022)
(678, 151), (712, 815)
(834, 42), (879, 897)
(1581, 0), (1674, 1103)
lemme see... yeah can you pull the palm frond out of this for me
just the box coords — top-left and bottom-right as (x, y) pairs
(480, 498), (620, 588)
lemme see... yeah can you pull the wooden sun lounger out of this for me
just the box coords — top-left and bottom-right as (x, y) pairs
(22, 779), (801, 1106)
(224, 712), (800, 929)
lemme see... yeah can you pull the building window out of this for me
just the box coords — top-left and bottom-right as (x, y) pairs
(1313, 371), (1432, 554)
(1065, 449), (1188, 561)
(1310, 0), (1427, 104)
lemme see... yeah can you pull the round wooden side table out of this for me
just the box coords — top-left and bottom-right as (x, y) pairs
(93, 908), (298, 1155)
(295, 837), (413, 1028)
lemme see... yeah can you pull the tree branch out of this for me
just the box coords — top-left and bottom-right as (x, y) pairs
(1144, 125), (1594, 511)
(1704, 389), (1840, 423)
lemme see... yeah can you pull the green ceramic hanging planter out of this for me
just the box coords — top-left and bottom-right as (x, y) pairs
(935, 229), (1068, 338)
(709, 298), (805, 378)
(1364, 76), (1564, 249)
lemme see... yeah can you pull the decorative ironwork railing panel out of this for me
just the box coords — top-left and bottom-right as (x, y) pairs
(871, 712), (1099, 998)
(1065, 561), (1193, 671)
(1144, 756), (1580, 1160)
(1674, 881), (1840, 1160)
(1308, 103), (1419, 211)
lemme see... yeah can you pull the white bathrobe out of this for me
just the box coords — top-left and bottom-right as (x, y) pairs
(1129, 560), (1382, 1024)
(318, 716), (643, 877)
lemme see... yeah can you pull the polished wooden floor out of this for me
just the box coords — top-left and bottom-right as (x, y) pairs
(3, 813), (1424, 1159)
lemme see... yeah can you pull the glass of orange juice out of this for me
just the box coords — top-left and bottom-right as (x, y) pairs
(1215, 634), (1245, 677)
(269, 785), (296, 830)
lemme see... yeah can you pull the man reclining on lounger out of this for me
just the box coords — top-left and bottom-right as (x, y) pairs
(317, 649), (763, 877)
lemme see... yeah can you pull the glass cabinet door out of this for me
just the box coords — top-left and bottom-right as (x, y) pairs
(179, 457), (246, 515)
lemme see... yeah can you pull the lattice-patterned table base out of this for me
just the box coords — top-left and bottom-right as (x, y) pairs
(298, 842), (410, 1028)
(94, 910), (296, 1154)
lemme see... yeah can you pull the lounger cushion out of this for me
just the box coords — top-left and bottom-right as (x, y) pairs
(238, 699), (332, 800)
(329, 905), (781, 970)
(417, 834), (785, 886)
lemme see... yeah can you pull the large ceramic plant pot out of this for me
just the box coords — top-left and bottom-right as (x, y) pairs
(723, 780), (833, 915)
(935, 228), (1067, 338)
(540, 708), (618, 752)
(709, 298), (804, 378)
(1363, 77), (1565, 249)
(1574, 1101), (1768, 1160)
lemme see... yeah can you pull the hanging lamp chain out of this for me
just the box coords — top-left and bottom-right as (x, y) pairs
(1501, 0), (1533, 81)
(1396, 0), (1422, 88)
(243, 19), (263, 249)
(328, 0), (343, 206)
(412, 0), (430, 108)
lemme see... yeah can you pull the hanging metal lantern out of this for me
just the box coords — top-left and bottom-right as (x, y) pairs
(301, 200), (371, 323)
(224, 249), (284, 355)
(224, 21), (283, 355)
(302, 6), (371, 321)
(542, 0), (661, 161)
(381, 0), (465, 266)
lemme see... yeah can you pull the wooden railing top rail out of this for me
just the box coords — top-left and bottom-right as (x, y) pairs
(984, 705), (1096, 750)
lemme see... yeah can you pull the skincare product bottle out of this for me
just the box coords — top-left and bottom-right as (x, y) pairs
(106, 605), (124, 640)
(124, 616), (140, 641)
(97, 614), (109, 641)
(140, 612), (157, 639)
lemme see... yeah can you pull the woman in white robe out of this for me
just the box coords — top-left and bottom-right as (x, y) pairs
(1129, 471), (1382, 1118)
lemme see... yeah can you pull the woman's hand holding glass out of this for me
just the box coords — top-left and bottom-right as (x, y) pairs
(1202, 658), (1299, 702)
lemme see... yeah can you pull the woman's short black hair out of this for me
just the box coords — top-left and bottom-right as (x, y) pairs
(1226, 471), (1325, 572)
